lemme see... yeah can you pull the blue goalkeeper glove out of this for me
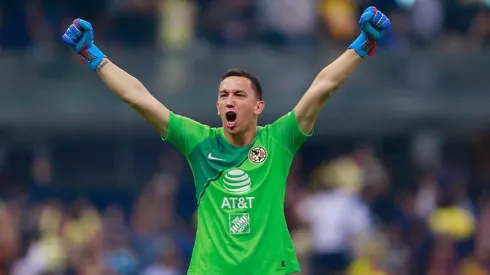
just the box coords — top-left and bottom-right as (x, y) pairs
(62, 19), (106, 71)
(349, 6), (391, 58)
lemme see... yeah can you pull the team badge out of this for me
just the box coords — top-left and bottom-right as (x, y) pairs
(248, 146), (267, 164)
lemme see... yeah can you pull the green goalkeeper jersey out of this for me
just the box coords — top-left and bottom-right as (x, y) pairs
(163, 110), (311, 275)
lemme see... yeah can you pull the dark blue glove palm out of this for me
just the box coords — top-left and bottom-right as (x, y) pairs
(62, 19), (106, 71)
(349, 7), (391, 58)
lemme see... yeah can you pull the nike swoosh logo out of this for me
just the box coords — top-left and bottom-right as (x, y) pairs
(208, 153), (226, 162)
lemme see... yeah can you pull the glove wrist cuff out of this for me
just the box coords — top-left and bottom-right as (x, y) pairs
(80, 44), (106, 71)
(348, 33), (377, 58)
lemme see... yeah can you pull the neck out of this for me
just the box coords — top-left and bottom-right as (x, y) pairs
(224, 125), (257, 147)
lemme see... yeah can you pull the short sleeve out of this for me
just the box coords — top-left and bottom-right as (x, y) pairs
(269, 110), (313, 155)
(162, 112), (212, 157)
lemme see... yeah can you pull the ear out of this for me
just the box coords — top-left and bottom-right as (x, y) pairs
(254, 101), (265, 116)
(216, 101), (220, 115)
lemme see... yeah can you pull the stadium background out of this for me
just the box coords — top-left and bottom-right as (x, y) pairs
(1, 0), (490, 274)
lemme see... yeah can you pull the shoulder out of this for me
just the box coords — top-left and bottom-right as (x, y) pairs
(167, 112), (217, 137)
(169, 112), (210, 127)
(259, 111), (299, 137)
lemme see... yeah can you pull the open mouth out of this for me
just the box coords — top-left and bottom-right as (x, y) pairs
(225, 111), (237, 128)
(225, 111), (237, 122)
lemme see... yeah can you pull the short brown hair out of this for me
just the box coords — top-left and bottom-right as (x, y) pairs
(222, 69), (263, 100)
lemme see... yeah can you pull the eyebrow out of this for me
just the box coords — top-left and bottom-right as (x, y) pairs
(219, 89), (246, 94)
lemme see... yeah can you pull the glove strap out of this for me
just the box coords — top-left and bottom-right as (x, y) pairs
(79, 44), (106, 71)
(348, 33), (377, 58)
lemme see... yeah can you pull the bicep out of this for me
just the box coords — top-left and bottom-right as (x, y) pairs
(97, 60), (171, 135)
(294, 85), (332, 134)
(295, 50), (362, 133)
(129, 94), (170, 136)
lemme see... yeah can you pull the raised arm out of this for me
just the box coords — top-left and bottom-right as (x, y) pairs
(96, 59), (170, 135)
(295, 7), (391, 134)
(62, 19), (170, 135)
(295, 50), (361, 133)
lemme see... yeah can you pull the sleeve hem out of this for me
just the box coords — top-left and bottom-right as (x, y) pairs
(291, 109), (314, 137)
(160, 111), (175, 142)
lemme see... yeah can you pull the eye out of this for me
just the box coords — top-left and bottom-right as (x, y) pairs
(219, 93), (227, 99)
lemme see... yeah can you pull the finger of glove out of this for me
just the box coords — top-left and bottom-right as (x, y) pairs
(69, 24), (83, 39)
(362, 23), (384, 40)
(73, 18), (94, 52)
(62, 34), (77, 47)
(74, 18), (93, 32)
(65, 27), (80, 44)
(359, 6), (377, 26)
(371, 11), (391, 31)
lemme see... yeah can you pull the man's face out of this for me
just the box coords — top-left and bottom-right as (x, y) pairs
(217, 76), (264, 135)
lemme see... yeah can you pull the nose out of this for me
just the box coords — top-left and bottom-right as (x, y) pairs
(225, 96), (235, 108)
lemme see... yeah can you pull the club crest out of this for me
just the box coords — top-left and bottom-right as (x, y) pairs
(248, 146), (267, 164)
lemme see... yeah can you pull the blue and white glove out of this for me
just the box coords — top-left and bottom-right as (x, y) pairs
(349, 7), (391, 58)
(62, 19), (106, 71)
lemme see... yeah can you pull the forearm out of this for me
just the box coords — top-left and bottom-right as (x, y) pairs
(309, 49), (361, 101)
(61, 19), (174, 135)
(96, 59), (148, 103)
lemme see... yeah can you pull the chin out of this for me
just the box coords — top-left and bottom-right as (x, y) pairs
(225, 126), (240, 135)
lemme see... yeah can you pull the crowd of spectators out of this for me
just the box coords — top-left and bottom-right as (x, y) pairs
(1, 0), (490, 52)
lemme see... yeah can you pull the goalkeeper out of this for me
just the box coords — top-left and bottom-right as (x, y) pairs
(62, 7), (390, 275)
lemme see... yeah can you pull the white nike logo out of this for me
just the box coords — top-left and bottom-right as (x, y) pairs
(208, 153), (226, 162)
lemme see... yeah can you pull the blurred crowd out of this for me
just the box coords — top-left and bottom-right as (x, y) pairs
(0, 132), (489, 274)
(1, 0), (490, 52)
(1, 0), (490, 275)
(0, 144), (197, 275)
